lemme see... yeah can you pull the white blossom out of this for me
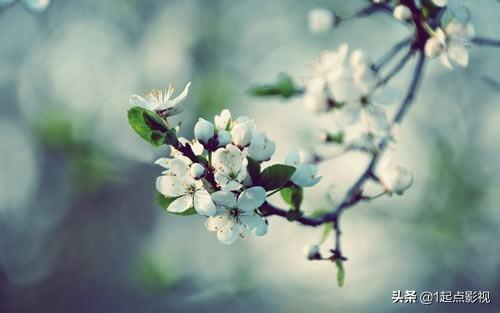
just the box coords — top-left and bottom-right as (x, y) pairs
(425, 21), (474, 69)
(214, 109), (232, 131)
(424, 32), (446, 59)
(129, 82), (191, 116)
(308, 7), (336, 34)
(303, 244), (321, 260)
(205, 187), (268, 245)
(194, 118), (215, 144)
(156, 159), (216, 215)
(285, 149), (321, 187)
(213, 144), (248, 191)
(393, 5), (412, 22)
(304, 44), (397, 134)
(231, 116), (256, 148)
(302, 44), (349, 113)
(247, 132), (276, 162)
(190, 163), (205, 179)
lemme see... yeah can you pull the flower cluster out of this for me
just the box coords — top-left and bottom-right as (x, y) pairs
(304, 44), (398, 142)
(128, 85), (321, 245)
(300, 42), (414, 195)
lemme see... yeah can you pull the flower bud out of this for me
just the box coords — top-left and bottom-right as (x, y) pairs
(214, 109), (232, 131)
(190, 163), (205, 179)
(194, 118), (215, 144)
(231, 116), (255, 147)
(431, 0), (448, 7)
(382, 165), (413, 195)
(216, 130), (231, 147)
(247, 132), (276, 162)
(308, 7), (336, 34)
(303, 244), (321, 260)
(23, 0), (51, 13)
(393, 5), (412, 21)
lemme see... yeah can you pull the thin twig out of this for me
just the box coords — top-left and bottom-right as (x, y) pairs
(262, 51), (427, 263)
(372, 37), (412, 73)
(471, 37), (500, 47)
(394, 51), (425, 123)
(376, 48), (414, 88)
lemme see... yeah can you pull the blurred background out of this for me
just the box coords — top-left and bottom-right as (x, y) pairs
(0, 0), (499, 312)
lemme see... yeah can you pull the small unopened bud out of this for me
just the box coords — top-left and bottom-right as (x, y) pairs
(431, 0), (448, 7)
(303, 244), (321, 260)
(393, 5), (412, 21)
(382, 165), (413, 195)
(194, 118), (215, 144)
(190, 163), (205, 179)
(308, 7), (336, 34)
(216, 130), (231, 147)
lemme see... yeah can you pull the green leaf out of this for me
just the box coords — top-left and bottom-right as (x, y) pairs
(248, 73), (302, 99)
(280, 185), (303, 210)
(319, 222), (333, 245)
(336, 260), (345, 287)
(128, 106), (175, 146)
(155, 193), (197, 216)
(247, 157), (261, 183)
(259, 164), (295, 191)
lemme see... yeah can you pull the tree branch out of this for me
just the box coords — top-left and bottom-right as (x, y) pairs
(472, 37), (500, 47)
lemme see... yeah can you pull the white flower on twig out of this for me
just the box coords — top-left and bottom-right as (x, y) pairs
(231, 116), (256, 148)
(156, 159), (216, 215)
(213, 144), (248, 191)
(205, 188), (268, 245)
(285, 149), (321, 187)
(247, 132), (276, 162)
(425, 21), (474, 69)
(129, 82), (191, 116)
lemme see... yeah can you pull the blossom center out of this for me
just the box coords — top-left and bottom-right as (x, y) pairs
(228, 208), (243, 223)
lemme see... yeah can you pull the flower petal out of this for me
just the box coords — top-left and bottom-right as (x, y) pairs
(156, 175), (185, 197)
(154, 157), (173, 169)
(129, 95), (153, 110)
(193, 189), (216, 216)
(168, 158), (189, 177)
(211, 190), (238, 208)
(166, 194), (192, 213)
(448, 44), (469, 67)
(238, 186), (266, 212)
(216, 221), (240, 245)
(242, 215), (268, 236)
(170, 81), (191, 106)
(284, 149), (300, 166)
(205, 214), (229, 232)
(440, 53), (453, 70)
